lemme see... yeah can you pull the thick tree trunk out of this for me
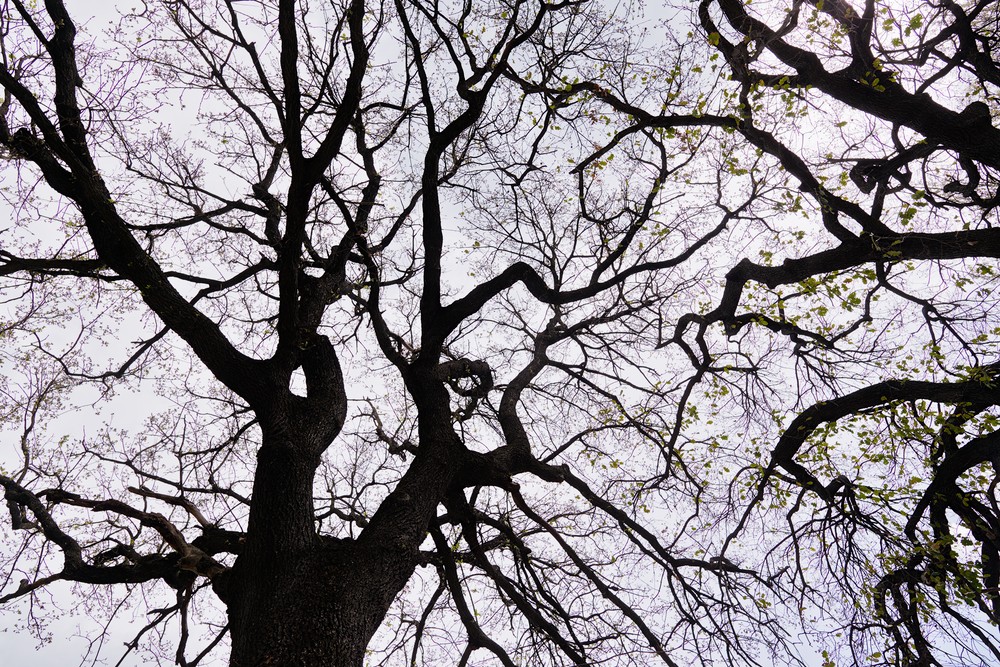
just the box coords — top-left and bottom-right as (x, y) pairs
(226, 537), (415, 666)
(219, 423), (417, 667)
(220, 395), (456, 667)
(216, 366), (468, 666)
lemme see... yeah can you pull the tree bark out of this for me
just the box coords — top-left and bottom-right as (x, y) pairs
(225, 535), (415, 667)
(221, 383), (457, 667)
(219, 423), (415, 666)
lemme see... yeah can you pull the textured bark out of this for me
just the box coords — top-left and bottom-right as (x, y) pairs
(218, 433), (405, 667)
(221, 377), (457, 667)
(226, 537), (414, 667)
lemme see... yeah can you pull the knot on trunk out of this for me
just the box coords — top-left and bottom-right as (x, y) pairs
(432, 358), (494, 398)
(432, 358), (494, 421)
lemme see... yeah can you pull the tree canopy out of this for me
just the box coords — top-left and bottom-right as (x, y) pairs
(1, 0), (999, 665)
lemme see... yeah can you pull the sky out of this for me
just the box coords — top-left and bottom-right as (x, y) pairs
(2, 0), (997, 666)
(0, 5), (179, 666)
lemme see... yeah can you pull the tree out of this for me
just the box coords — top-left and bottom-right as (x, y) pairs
(1, 0), (999, 665)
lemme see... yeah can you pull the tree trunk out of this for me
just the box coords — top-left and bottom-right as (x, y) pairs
(220, 405), (453, 667)
(219, 423), (420, 667)
(226, 537), (415, 667)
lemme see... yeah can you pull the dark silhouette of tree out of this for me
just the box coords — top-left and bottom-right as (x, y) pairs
(0, 0), (998, 666)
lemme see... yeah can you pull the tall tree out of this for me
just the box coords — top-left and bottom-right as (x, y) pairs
(0, 0), (998, 666)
